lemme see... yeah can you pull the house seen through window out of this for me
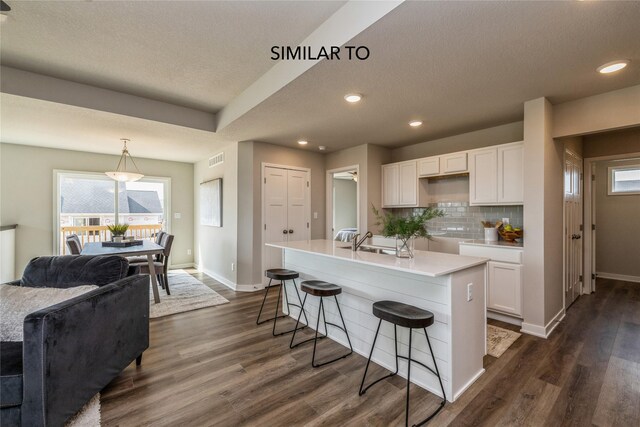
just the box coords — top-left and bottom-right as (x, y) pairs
(57, 172), (169, 253)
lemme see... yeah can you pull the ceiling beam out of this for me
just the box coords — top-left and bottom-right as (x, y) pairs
(0, 66), (217, 132)
(215, 0), (404, 131)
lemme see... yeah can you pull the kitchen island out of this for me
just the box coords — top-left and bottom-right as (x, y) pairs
(266, 239), (489, 402)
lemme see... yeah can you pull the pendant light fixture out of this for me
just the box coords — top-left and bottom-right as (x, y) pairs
(105, 138), (144, 182)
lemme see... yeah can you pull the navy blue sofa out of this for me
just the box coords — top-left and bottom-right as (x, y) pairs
(0, 255), (149, 427)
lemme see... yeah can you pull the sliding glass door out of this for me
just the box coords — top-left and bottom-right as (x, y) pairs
(55, 171), (170, 254)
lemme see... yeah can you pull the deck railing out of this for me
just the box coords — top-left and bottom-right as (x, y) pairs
(60, 224), (163, 254)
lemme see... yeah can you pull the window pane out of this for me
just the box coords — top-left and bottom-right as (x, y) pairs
(60, 175), (116, 252)
(118, 181), (165, 240)
(612, 167), (640, 193)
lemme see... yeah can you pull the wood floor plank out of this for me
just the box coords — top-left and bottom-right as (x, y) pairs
(100, 272), (640, 426)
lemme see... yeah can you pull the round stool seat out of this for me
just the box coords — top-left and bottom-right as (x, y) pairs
(265, 268), (299, 281)
(301, 280), (342, 297)
(372, 301), (434, 329)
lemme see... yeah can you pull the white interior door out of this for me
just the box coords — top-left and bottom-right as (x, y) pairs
(564, 150), (583, 309)
(263, 166), (310, 285)
(264, 167), (289, 282)
(286, 169), (310, 242)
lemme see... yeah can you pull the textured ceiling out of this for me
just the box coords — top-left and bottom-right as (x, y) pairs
(0, 94), (232, 163)
(0, 0), (346, 111)
(218, 1), (640, 151)
(1, 1), (639, 159)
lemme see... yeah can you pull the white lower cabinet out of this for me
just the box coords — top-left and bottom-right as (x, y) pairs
(488, 261), (522, 316)
(459, 243), (524, 319)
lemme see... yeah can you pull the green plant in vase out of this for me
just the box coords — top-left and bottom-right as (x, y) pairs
(372, 204), (444, 258)
(107, 223), (129, 242)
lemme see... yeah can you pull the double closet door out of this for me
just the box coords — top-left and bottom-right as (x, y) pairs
(263, 166), (310, 284)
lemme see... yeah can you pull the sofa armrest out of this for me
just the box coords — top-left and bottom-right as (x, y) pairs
(21, 275), (149, 427)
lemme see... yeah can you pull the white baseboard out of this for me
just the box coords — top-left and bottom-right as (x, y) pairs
(194, 264), (263, 292)
(520, 308), (565, 339)
(452, 369), (486, 401)
(169, 263), (195, 270)
(487, 310), (523, 327)
(596, 272), (640, 283)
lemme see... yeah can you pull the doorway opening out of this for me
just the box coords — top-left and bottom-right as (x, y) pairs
(326, 166), (359, 242)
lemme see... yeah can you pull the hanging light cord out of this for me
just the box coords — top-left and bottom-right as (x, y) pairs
(115, 139), (142, 174)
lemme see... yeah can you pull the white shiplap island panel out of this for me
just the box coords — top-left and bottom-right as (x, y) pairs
(267, 240), (488, 402)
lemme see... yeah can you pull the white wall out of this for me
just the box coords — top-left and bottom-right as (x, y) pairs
(333, 178), (357, 234)
(390, 121), (524, 162)
(594, 158), (640, 279)
(522, 98), (564, 337)
(0, 143), (194, 275)
(194, 142), (238, 286)
(553, 85), (640, 138)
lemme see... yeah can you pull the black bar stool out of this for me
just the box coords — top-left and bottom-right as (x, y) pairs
(256, 269), (308, 336)
(290, 280), (353, 367)
(359, 301), (446, 427)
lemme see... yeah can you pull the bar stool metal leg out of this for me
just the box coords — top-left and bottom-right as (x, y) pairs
(291, 293), (353, 367)
(256, 278), (287, 325)
(405, 329), (412, 427)
(272, 278), (308, 337)
(359, 321), (399, 395)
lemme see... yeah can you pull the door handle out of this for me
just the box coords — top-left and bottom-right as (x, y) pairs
(283, 229), (288, 234)
(575, 234), (581, 239)
(289, 229), (294, 234)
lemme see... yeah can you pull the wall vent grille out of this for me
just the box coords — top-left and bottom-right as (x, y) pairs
(209, 152), (224, 168)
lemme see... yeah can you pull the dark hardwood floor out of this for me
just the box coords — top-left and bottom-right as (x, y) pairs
(101, 272), (640, 426)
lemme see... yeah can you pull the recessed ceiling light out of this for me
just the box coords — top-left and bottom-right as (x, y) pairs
(597, 60), (629, 74)
(344, 94), (362, 103)
(409, 120), (423, 127)
(298, 140), (308, 145)
(319, 146), (326, 151)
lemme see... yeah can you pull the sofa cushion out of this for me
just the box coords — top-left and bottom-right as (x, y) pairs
(20, 255), (129, 288)
(0, 341), (23, 408)
(0, 284), (98, 341)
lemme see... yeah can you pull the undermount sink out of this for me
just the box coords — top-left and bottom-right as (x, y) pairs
(357, 244), (395, 255)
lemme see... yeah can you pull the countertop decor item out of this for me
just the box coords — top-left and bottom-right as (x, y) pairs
(372, 204), (445, 258)
(105, 138), (144, 182)
(498, 225), (523, 242)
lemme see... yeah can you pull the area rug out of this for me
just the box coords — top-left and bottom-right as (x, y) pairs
(149, 270), (229, 318)
(65, 393), (100, 426)
(487, 324), (521, 358)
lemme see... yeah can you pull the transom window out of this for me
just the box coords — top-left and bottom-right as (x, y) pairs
(608, 164), (640, 195)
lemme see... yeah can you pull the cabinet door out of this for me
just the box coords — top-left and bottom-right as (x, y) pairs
(488, 261), (522, 316)
(398, 161), (417, 206)
(382, 164), (399, 207)
(418, 157), (440, 177)
(498, 143), (524, 203)
(469, 148), (498, 205)
(442, 152), (468, 174)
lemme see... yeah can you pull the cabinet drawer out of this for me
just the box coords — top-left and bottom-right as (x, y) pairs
(459, 244), (523, 264)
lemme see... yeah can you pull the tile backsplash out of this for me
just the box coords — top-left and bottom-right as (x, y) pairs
(394, 203), (524, 240)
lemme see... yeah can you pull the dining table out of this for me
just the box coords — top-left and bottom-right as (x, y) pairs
(81, 240), (165, 303)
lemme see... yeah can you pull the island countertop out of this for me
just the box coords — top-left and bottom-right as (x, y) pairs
(267, 239), (488, 278)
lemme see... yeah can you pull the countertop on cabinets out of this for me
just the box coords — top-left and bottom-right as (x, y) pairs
(267, 239), (488, 278)
(460, 239), (523, 249)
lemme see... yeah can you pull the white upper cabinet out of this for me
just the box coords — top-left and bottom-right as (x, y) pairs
(469, 141), (523, 205)
(398, 161), (418, 205)
(497, 143), (524, 203)
(382, 163), (399, 207)
(417, 152), (467, 177)
(418, 157), (440, 177)
(441, 152), (468, 174)
(382, 160), (418, 207)
(469, 147), (498, 204)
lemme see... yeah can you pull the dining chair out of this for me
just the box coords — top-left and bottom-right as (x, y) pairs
(130, 234), (174, 295)
(127, 231), (166, 264)
(65, 234), (83, 255)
